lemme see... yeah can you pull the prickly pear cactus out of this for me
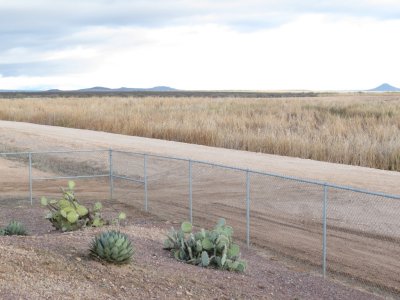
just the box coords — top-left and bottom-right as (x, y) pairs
(41, 181), (108, 232)
(163, 218), (247, 272)
(90, 230), (134, 264)
(4, 220), (27, 236)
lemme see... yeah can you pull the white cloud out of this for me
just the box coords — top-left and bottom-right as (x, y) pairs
(1, 1), (400, 90)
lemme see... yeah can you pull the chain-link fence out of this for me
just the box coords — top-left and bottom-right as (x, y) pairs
(1, 149), (399, 296)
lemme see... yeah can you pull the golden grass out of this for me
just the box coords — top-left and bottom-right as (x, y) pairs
(0, 94), (399, 171)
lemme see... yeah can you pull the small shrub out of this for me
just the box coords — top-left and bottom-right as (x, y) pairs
(41, 181), (122, 232)
(3, 220), (27, 236)
(90, 230), (134, 264)
(164, 218), (247, 272)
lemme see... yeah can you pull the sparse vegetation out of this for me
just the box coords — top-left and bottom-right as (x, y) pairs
(1, 220), (27, 236)
(164, 219), (247, 272)
(40, 181), (107, 231)
(0, 94), (399, 171)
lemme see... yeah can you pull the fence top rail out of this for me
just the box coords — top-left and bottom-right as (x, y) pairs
(112, 149), (400, 200)
(0, 149), (110, 156)
(1, 148), (399, 200)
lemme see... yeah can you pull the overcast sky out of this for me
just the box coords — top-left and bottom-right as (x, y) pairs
(1, 0), (399, 90)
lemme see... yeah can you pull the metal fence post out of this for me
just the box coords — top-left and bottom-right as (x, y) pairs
(246, 170), (250, 247)
(144, 154), (148, 212)
(322, 184), (328, 278)
(29, 152), (33, 205)
(109, 149), (113, 201)
(189, 160), (193, 223)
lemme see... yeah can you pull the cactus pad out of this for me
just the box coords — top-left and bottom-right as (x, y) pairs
(163, 219), (246, 272)
(181, 221), (192, 233)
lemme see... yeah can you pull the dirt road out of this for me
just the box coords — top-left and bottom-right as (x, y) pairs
(1, 120), (399, 194)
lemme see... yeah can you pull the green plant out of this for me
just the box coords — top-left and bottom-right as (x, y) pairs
(163, 218), (247, 272)
(90, 230), (134, 264)
(111, 212), (127, 230)
(41, 181), (108, 232)
(4, 220), (27, 236)
(0, 228), (5, 236)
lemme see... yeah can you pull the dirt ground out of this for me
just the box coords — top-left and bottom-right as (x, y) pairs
(1, 121), (400, 299)
(0, 199), (384, 300)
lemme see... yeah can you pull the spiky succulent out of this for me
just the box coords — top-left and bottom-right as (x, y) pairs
(90, 231), (134, 264)
(4, 220), (27, 236)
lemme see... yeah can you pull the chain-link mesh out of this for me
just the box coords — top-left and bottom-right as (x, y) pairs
(112, 151), (145, 210)
(192, 163), (247, 241)
(1, 149), (399, 297)
(327, 187), (400, 295)
(31, 150), (109, 178)
(30, 151), (110, 205)
(146, 156), (189, 221)
(0, 153), (30, 205)
(250, 173), (323, 273)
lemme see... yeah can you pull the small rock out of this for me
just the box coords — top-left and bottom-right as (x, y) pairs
(75, 257), (81, 262)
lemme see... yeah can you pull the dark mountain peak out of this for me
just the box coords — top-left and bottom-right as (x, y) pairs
(78, 86), (112, 92)
(0, 86), (178, 93)
(368, 83), (400, 92)
(148, 86), (177, 91)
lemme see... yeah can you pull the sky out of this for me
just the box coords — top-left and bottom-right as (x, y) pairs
(0, 0), (400, 91)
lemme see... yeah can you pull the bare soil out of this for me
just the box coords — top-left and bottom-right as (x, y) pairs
(0, 121), (399, 299)
(0, 205), (383, 300)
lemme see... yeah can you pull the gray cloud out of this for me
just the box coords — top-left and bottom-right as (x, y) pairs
(1, 1), (399, 34)
(1, 0), (399, 80)
(0, 59), (97, 77)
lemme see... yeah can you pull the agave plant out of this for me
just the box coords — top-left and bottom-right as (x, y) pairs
(90, 230), (134, 264)
(4, 220), (27, 236)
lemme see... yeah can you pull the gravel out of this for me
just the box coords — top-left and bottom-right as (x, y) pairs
(0, 219), (384, 300)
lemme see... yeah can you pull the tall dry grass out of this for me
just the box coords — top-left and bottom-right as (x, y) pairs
(0, 94), (399, 171)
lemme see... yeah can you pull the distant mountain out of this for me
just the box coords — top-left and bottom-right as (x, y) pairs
(76, 86), (177, 92)
(76, 86), (113, 92)
(0, 86), (177, 93)
(146, 86), (177, 91)
(368, 83), (400, 92)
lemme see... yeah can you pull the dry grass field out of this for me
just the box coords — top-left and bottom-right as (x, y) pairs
(0, 93), (399, 171)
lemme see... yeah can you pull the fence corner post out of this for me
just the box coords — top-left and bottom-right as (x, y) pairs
(246, 169), (250, 248)
(109, 149), (113, 201)
(189, 160), (193, 223)
(322, 183), (328, 278)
